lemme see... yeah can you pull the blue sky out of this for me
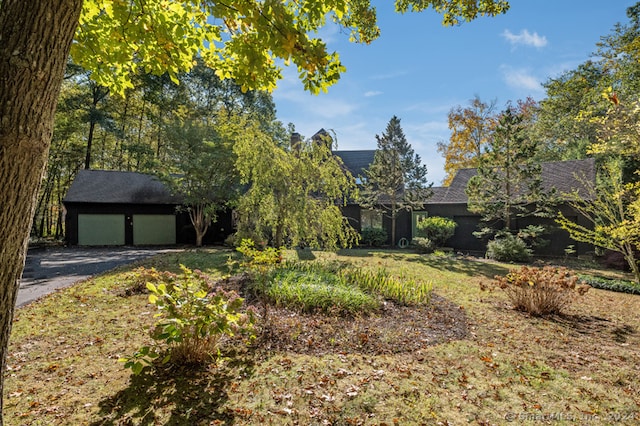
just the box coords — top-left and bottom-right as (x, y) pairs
(272, 1), (637, 185)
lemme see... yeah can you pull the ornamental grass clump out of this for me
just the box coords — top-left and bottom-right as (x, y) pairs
(482, 265), (589, 316)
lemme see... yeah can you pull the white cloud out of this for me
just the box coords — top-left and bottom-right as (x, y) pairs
(364, 90), (383, 97)
(369, 70), (411, 81)
(502, 29), (548, 48)
(500, 65), (544, 94)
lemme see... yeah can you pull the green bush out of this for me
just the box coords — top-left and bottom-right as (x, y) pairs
(482, 265), (589, 316)
(360, 227), (387, 247)
(578, 275), (640, 295)
(411, 237), (435, 254)
(121, 265), (255, 374)
(236, 238), (283, 268)
(486, 233), (532, 262)
(415, 216), (457, 247)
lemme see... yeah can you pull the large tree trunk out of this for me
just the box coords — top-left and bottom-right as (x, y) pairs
(0, 1), (83, 423)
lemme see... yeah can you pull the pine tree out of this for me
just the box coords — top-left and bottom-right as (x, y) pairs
(466, 106), (555, 234)
(360, 116), (432, 245)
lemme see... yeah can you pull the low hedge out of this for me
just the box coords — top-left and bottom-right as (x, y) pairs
(578, 275), (640, 295)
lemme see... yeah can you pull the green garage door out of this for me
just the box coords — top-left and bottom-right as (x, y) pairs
(133, 214), (176, 245)
(78, 214), (125, 246)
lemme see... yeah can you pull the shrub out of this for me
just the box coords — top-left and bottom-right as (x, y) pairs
(516, 225), (549, 249)
(122, 265), (255, 374)
(118, 266), (178, 296)
(360, 227), (387, 247)
(482, 265), (589, 316)
(411, 237), (435, 254)
(415, 216), (457, 247)
(486, 233), (532, 262)
(236, 238), (283, 268)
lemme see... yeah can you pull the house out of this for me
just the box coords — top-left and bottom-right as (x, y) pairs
(63, 169), (232, 246)
(334, 150), (596, 256)
(418, 158), (596, 256)
(333, 150), (414, 245)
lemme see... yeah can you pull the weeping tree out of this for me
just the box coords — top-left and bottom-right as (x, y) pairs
(234, 128), (360, 249)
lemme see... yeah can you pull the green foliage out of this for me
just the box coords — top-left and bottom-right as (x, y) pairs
(360, 116), (432, 245)
(235, 128), (359, 249)
(411, 237), (435, 254)
(578, 274), (640, 295)
(343, 268), (432, 306)
(360, 227), (388, 247)
(516, 225), (549, 249)
(483, 266), (589, 316)
(557, 159), (640, 283)
(466, 103), (557, 232)
(253, 261), (432, 314)
(121, 265), (255, 373)
(415, 216), (457, 247)
(264, 267), (380, 315)
(236, 239), (283, 268)
(71, 1), (509, 95)
(486, 233), (532, 263)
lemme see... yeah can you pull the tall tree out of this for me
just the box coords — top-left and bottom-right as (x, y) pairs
(361, 116), (432, 245)
(437, 96), (498, 185)
(466, 105), (553, 233)
(161, 115), (240, 247)
(0, 0), (509, 421)
(235, 129), (359, 249)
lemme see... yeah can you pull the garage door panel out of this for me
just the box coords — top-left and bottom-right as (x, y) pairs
(133, 215), (176, 245)
(78, 214), (125, 246)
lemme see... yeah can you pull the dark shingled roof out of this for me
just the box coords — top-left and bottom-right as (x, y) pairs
(63, 170), (182, 204)
(427, 158), (596, 204)
(332, 150), (376, 177)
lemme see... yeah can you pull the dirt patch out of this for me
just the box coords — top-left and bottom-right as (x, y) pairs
(252, 294), (468, 355)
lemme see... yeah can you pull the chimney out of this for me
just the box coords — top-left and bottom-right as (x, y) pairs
(290, 132), (302, 152)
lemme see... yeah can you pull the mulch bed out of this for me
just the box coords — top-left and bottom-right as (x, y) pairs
(252, 294), (469, 356)
(215, 273), (469, 356)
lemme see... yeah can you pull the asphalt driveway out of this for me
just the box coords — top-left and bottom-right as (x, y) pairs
(18, 246), (182, 307)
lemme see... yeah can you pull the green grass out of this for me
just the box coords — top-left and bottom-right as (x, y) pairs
(5, 247), (640, 425)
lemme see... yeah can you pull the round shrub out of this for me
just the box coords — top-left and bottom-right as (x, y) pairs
(415, 216), (457, 247)
(361, 227), (388, 247)
(486, 233), (532, 262)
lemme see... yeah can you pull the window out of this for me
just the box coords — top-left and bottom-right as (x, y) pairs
(361, 209), (383, 229)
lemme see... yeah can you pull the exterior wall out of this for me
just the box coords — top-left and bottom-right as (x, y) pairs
(414, 203), (594, 257)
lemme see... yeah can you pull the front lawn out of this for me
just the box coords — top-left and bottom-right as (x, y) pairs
(4, 248), (640, 425)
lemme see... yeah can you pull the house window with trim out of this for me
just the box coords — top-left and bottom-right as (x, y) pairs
(361, 209), (383, 229)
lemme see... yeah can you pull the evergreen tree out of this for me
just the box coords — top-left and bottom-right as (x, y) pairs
(360, 116), (432, 245)
(466, 106), (555, 235)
